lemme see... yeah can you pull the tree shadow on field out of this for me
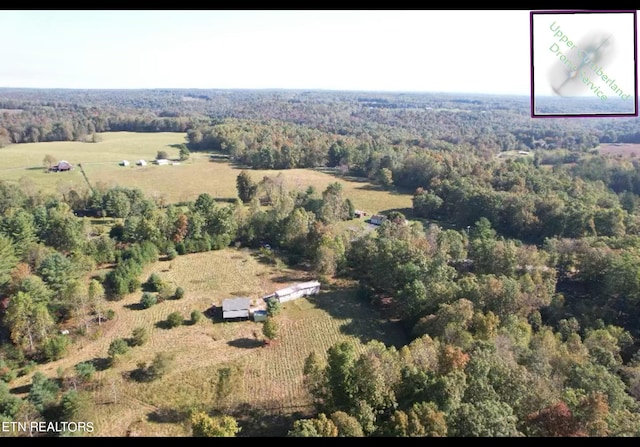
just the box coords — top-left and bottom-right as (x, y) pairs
(378, 207), (415, 218)
(89, 357), (112, 372)
(124, 303), (146, 311)
(204, 305), (223, 323)
(147, 407), (189, 424)
(355, 183), (387, 191)
(9, 383), (31, 395)
(227, 338), (264, 349)
(233, 402), (312, 437)
(270, 274), (310, 284)
(154, 320), (173, 330)
(308, 289), (409, 349)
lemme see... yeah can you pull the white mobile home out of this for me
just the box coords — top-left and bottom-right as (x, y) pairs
(154, 159), (170, 165)
(274, 280), (321, 303)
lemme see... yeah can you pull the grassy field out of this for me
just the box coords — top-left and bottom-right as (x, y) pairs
(10, 248), (408, 437)
(0, 132), (186, 196)
(0, 132), (412, 216)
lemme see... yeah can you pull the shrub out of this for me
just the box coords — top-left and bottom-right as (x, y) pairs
(108, 338), (129, 359)
(174, 286), (185, 300)
(130, 326), (149, 347)
(141, 292), (157, 309)
(74, 362), (96, 382)
(0, 359), (17, 383)
(266, 298), (281, 317)
(157, 283), (174, 302)
(106, 309), (115, 320)
(166, 312), (183, 328)
(166, 247), (178, 260)
(145, 273), (163, 292)
(42, 334), (70, 362)
(145, 352), (174, 381)
(191, 310), (203, 324)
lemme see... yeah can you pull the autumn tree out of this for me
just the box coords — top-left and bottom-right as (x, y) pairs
(288, 413), (338, 437)
(236, 171), (258, 204)
(191, 412), (241, 437)
(3, 291), (54, 353)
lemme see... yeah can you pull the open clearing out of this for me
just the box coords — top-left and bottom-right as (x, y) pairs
(598, 143), (640, 158)
(10, 248), (408, 437)
(0, 131), (412, 215)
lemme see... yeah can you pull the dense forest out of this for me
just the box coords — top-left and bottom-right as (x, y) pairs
(2, 88), (640, 436)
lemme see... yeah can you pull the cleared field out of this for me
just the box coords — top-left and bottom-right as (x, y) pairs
(0, 132), (186, 169)
(599, 143), (640, 158)
(0, 132), (186, 194)
(0, 132), (412, 215)
(11, 248), (407, 437)
(82, 156), (412, 215)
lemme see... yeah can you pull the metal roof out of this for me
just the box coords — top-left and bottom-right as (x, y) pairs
(222, 297), (251, 312)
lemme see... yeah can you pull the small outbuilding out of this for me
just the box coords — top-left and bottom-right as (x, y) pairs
(222, 297), (251, 319)
(119, 160), (130, 166)
(253, 310), (268, 322)
(354, 210), (367, 218)
(136, 159), (148, 166)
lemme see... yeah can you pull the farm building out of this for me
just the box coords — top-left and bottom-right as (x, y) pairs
(369, 214), (386, 225)
(136, 159), (147, 166)
(50, 160), (73, 172)
(354, 210), (367, 218)
(154, 159), (170, 165)
(119, 160), (130, 166)
(222, 297), (251, 319)
(271, 280), (321, 304)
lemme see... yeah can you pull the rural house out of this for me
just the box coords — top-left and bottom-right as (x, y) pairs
(267, 280), (321, 304)
(222, 297), (251, 319)
(136, 159), (147, 166)
(119, 160), (130, 166)
(369, 214), (386, 225)
(154, 159), (170, 165)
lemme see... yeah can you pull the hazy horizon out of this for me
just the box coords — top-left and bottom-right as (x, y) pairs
(0, 10), (534, 95)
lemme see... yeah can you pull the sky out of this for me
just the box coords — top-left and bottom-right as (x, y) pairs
(0, 10), (636, 96)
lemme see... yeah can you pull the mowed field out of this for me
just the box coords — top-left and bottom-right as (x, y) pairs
(598, 143), (640, 158)
(0, 132), (411, 216)
(10, 248), (408, 437)
(0, 132), (185, 196)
